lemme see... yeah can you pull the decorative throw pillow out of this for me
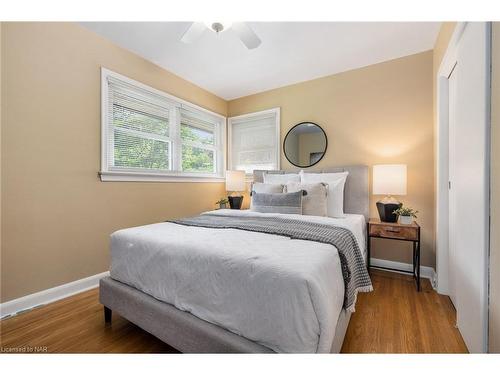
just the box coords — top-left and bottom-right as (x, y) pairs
(250, 183), (284, 210)
(263, 173), (300, 184)
(285, 182), (328, 217)
(300, 171), (349, 218)
(250, 191), (303, 215)
(251, 182), (284, 194)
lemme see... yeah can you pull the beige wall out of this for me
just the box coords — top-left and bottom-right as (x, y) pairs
(490, 22), (500, 354)
(228, 51), (435, 267)
(0, 23), (228, 302)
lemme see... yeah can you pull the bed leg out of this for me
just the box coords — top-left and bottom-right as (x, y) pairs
(104, 306), (112, 324)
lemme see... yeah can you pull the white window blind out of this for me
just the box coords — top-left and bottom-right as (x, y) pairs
(108, 77), (173, 172)
(101, 69), (226, 182)
(228, 108), (280, 174)
(180, 108), (218, 174)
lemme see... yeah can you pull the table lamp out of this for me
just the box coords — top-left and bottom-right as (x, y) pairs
(372, 164), (407, 222)
(225, 170), (246, 209)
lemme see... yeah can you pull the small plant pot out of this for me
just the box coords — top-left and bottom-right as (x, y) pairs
(399, 215), (412, 225)
(219, 203), (227, 209)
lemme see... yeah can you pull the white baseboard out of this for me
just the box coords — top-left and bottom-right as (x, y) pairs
(370, 258), (437, 288)
(0, 271), (110, 319)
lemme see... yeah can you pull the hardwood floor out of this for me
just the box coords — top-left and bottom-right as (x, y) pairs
(0, 270), (467, 353)
(341, 270), (467, 353)
(0, 289), (177, 353)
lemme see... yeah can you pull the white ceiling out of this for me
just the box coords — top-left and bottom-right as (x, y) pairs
(81, 22), (441, 100)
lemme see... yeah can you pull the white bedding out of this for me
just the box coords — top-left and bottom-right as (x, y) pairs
(109, 210), (366, 353)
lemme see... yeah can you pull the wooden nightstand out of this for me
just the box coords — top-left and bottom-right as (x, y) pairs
(367, 218), (421, 291)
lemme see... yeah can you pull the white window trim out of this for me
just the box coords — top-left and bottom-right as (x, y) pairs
(100, 68), (226, 183)
(227, 107), (281, 179)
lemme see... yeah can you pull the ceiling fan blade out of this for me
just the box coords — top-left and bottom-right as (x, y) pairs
(181, 22), (207, 44)
(231, 22), (261, 49)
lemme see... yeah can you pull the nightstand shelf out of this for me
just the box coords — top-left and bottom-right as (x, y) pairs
(367, 218), (421, 291)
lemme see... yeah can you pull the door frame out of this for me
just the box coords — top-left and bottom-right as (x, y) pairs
(447, 63), (458, 307)
(436, 22), (466, 296)
(435, 22), (491, 352)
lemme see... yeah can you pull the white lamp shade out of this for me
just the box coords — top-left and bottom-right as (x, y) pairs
(225, 170), (246, 192)
(373, 164), (407, 196)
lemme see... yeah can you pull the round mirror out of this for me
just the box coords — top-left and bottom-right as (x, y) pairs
(283, 122), (327, 168)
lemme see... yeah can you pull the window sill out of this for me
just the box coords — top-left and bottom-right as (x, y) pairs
(99, 171), (225, 183)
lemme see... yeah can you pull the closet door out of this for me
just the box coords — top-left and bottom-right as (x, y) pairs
(448, 65), (458, 308)
(454, 22), (490, 353)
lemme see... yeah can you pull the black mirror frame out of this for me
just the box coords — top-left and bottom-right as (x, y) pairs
(283, 122), (328, 168)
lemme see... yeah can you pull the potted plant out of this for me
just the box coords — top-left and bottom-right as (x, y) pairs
(216, 198), (229, 209)
(393, 206), (418, 225)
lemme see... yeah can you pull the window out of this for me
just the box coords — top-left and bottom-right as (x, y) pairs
(100, 69), (225, 182)
(228, 108), (280, 174)
(180, 109), (217, 173)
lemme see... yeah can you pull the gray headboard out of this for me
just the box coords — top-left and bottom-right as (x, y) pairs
(253, 165), (369, 221)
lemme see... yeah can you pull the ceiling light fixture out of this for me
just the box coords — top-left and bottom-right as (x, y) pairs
(204, 22), (232, 34)
(181, 22), (262, 49)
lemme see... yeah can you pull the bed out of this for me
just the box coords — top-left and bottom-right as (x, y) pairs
(99, 165), (370, 353)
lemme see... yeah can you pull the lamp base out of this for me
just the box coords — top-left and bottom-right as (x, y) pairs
(376, 201), (402, 223)
(228, 196), (243, 209)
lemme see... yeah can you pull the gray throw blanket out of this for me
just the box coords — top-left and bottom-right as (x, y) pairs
(170, 213), (372, 312)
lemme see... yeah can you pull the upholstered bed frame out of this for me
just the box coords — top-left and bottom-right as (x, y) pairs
(99, 165), (369, 353)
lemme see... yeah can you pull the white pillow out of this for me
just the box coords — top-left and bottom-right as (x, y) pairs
(300, 171), (348, 217)
(285, 182), (328, 217)
(251, 182), (284, 194)
(263, 173), (300, 184)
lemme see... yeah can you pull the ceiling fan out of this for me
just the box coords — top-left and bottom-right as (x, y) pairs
(181, 22), (262, 50)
